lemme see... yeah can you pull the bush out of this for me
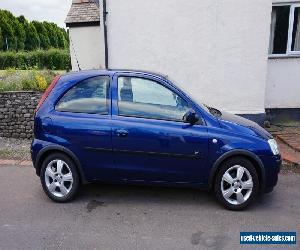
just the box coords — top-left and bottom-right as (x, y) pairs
(0, 69), (60, 92)
(0, 49), (71, 70)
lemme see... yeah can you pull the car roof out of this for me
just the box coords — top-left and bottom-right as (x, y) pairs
(111, 69), (168, 79)
(62, 69), (168, 81)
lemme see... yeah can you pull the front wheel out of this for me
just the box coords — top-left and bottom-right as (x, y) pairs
(40, 153), (80, 202)
(214, 157), (259, 210)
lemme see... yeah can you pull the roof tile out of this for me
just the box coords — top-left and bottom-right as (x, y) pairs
(65, 1), (100, 24)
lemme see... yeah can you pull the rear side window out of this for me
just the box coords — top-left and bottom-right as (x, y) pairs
(56, 76), (109, 114)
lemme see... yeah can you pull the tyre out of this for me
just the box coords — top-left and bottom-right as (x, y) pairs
(40, 153), (80, 202)
(214, 157), (259, 210)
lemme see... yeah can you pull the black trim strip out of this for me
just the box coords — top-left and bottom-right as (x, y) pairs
(66, 21), (100, 28)
(84, 147), (113, 152)
(115, 149), (200, 159)
(84, 146), (201, 159)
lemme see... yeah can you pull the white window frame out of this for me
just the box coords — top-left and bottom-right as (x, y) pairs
(269, 3), (300, 57)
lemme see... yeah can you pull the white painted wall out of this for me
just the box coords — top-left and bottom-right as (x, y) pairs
(266, 58), (300, 108)
(265, 0), (300, 109)
(105, 0), (272, 114)
(69, 26), (105, 70)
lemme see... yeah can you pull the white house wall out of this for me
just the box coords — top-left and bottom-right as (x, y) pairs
(105, 0), (271, 114)
(265, 0), (300, 109)
(266, 58), (300, 108)
(69, 26), (105, 70)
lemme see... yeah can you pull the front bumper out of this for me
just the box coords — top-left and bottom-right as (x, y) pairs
(259, 154), (282, 192)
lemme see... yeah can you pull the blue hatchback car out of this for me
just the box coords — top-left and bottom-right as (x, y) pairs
(31, 70), (281, 210)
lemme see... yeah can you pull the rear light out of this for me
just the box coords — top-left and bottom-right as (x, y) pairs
(36, 75), (61, 112)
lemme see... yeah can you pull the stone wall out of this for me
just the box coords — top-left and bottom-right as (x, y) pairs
(0, 91), (42, 139)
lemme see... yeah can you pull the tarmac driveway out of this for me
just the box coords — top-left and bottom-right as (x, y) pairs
(0, 165), (299, 249)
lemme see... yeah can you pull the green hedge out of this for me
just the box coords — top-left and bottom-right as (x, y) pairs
(0, 49), (71, 70)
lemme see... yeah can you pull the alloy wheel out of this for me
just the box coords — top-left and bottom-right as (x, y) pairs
(221, 165), (253, 205)
(44, 159), (73, 198)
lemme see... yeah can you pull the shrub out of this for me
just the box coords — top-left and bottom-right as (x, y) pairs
(0, 49), (71, 70)
(35, 73), (48, 90)
(0, 69), (60, 92)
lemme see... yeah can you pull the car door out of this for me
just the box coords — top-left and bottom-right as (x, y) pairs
(111, 73), (208, 184)
(50, 75), (114, 181)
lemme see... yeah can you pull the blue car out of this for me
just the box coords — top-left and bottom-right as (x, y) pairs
(31, 70), (281, 210)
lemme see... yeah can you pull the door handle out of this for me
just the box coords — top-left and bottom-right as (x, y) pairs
(116, 129), (129, 137)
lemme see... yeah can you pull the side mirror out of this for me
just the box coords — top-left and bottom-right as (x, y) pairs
(183, 109), (199, 125)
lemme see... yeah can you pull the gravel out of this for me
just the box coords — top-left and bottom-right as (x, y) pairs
(0, 137), (31, 161)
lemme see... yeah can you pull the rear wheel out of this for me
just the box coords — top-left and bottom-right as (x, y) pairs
(40, 153), (80, 202)
(214, 157), (259, 210)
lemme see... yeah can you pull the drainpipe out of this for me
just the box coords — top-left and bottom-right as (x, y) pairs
(103, 0), (109, 69)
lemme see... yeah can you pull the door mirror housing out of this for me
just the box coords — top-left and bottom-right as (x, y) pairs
(183, 109), (199, 125)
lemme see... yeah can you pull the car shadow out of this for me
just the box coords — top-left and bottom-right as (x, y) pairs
(77, 183), (217, 206)
(72, 182), (279, 212)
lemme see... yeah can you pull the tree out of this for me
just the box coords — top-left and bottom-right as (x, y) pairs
(0, 10), (17, 50)
(0, 10), (26, 51)
(43, 22), (58, 48)
(0, 10), (69, 51)
(0, 19), (15, 51)
(12, 19), (26, 50)
(15, 15), (28, 50)
(24, 23), (40, 50)
(57, 29), (68, 49)
(17, 15), (26, 25)
(1, 10), (21, 50)
(32, 21), (51, 50)
(63, 29), (69, 47)
(0, 27), (3, 50)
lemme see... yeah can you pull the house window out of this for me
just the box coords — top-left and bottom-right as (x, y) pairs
(269, 4), (300, 55)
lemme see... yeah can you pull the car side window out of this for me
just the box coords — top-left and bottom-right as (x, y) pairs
(118, 77), (190, 122)
(56, 76), (109, 114)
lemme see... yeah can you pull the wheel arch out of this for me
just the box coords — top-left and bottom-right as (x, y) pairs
(208, 150), (266, 191)
(35, 145), (88, 184)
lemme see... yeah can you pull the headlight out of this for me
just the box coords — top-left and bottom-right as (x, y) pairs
(268, 139), (280, 155)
